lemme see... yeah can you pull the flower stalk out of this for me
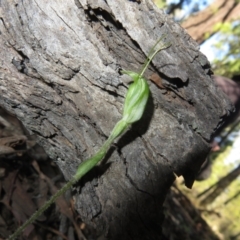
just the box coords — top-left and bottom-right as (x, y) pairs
(8, 37), (170, 240)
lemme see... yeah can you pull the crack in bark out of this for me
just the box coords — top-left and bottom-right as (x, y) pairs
(140, 134), (175, 176)
(117, 139), (157, 198)
(51, 7), (80, 40)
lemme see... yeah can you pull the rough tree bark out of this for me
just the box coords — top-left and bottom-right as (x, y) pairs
(0, 0), (232, 239)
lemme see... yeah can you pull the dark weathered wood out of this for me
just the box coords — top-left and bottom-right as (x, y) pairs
(0, 0), (232, 239)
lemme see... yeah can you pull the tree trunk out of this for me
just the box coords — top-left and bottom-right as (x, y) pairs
(0, 0), (232, 239)
(182, 0), (240, 44)
(224, 189), (240, 205)
(199, 164), (240, 206)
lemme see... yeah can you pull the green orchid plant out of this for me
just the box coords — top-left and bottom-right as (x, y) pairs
(8, 37), (171, 240)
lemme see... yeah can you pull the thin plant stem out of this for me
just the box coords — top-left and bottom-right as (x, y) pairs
(8, 119), (129, 240)
(139, 36), (170, 78)
(7, 178), (76, 240)
(8, 36), (170, 240)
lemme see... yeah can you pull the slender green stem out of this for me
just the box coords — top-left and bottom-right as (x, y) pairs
(7, 178), (76, 240)
(8, 119), (130, 240)
(8, 36), (170, 240)
(74, 118), (129, 180)
(139, 36), (171, 78)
